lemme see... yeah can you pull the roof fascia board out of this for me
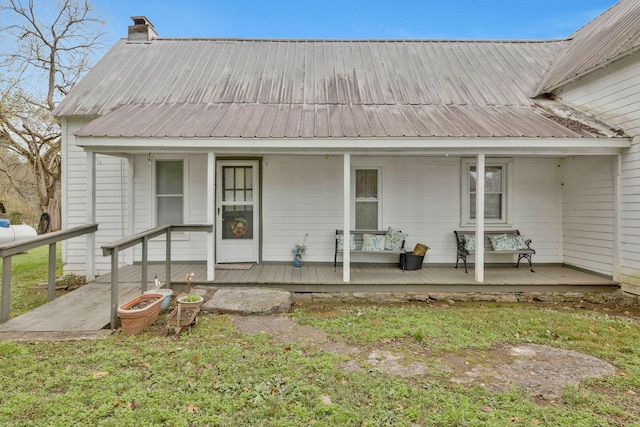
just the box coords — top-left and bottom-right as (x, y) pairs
(75, 136), (629, 156)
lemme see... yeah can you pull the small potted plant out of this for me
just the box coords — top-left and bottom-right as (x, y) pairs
(176, 273), (203, 308)
(291, 233), (308, 267)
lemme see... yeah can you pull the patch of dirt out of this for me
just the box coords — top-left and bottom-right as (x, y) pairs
(230, 313), (619, 402)
(445, 344), (617, 400)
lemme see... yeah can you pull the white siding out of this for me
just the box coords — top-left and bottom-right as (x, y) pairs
(510, 158), (561, 263)
(63, 148), (563, 274)
(63, 118), (130, 275)
(561, 156), (615, 276)
(131, 154), (209, 264)
(558, 55), (640, 292)
(261, 155), (561, 265)
(62, 128), (210, 275)
(557, 54), (640, 136)
(620, 138), (640, 294)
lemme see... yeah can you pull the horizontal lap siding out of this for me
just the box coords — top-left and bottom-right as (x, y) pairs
(559, 55), (640, 291)
(131, 155), (208, 266)
(261, 155), (560, 265)
(510, 158), (560, 263)
(63, 149), (564, 273)
(561, 156), (615, 276)
(558, 54), (640, 135)
(621, 139), (640, 294)
(380, 157), (460, 264)
(262, 156), (343, 262)
(64, 143), (209, 276)
(63, 119), (130, 275)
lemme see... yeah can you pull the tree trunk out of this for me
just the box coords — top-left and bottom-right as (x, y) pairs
(35, 167), (61, 232)
(43, 185), (61, 232)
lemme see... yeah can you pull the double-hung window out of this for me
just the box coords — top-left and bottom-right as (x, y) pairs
(461, 158), (511, 225)
(354, 167), (381, 230)
(155, 159), (184, 225)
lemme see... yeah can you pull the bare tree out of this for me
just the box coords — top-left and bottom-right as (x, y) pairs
(0, 0), (106, 231)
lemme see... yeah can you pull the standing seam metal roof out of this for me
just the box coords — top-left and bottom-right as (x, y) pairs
(55, 37), (616, 139)
(536, 0), (640, 95)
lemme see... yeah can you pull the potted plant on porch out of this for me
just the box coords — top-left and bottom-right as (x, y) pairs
(291, 233), (308, 267)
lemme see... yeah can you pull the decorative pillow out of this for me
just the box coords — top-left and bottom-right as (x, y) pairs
(337, 234), (356, 251)
(463, 234), (476, 251)
(511, 235), (528, 250)
(488, 234), (510, 251)
(385, 227), (405, 251)
(362, 233), (386, 251)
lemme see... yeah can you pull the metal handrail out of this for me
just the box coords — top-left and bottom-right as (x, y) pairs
(101, 223), (213, 329)
(0, 224), (99, 323)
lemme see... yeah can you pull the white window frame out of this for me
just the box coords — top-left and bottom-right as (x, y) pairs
(352, 166), (382, 230)
(461, 158), (512, 226)
(152, 157), (189, 231)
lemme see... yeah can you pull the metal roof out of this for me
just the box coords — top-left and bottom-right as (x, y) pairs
(55, 36), (621, 139)
(74, 103), (600, 139)
(536, 0), (640, 95)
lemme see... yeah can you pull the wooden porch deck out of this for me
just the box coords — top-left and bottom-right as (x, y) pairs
(0, 263), (618, 338)
(96, 262), (619, 294)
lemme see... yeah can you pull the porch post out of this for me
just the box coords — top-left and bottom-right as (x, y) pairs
(207, 152), (216, 281)
(343, 153), (351, 282)
(475, 153), (485, 282)
(126, 156), (136, 266)
(86, 151), (96, 281)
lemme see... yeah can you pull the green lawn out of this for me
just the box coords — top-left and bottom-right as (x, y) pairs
(0, 250), (639, 426)
(0, 245), (65, 317)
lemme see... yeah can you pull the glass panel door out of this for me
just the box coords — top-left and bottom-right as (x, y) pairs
(221, 166), (254, 240)
(216, 161), (259, 263)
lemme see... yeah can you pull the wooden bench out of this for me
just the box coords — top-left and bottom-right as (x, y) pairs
(454, 230), (535, 273)
(335, 230), (405, 271)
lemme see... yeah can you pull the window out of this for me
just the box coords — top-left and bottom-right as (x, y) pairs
(461, 158), (511, 225)
(155, 160), (184, 225)
(354, 167), (381, 230)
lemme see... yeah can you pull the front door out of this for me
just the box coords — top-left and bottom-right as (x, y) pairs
(216, 160), (259, 263)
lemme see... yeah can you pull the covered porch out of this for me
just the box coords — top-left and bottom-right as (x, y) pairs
(93, 262), (619, 295)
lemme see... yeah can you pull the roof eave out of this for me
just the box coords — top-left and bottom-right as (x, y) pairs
(72, 135), (630, 157)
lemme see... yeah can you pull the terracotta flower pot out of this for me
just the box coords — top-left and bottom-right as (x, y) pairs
(117, 293), (164, 335)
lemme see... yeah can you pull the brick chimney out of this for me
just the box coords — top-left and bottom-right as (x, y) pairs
(128, 16), (158, 42)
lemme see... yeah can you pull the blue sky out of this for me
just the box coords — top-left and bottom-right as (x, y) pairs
(93, 0), (618, 45)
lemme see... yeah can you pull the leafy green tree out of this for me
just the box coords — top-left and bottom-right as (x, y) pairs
(0, 0), (106, 231)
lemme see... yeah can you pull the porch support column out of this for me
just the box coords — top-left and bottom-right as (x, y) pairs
(343, 153), (351, 283)
(207, 152), (216, 281)
(475, 153), (485, 283)
(126, 156), (136, 266)
(86, 151), (96, 281)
